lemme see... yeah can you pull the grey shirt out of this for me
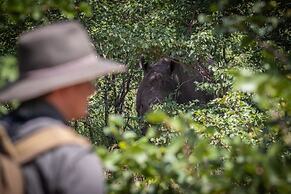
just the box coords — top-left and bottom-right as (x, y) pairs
(1, 100), (105, 194)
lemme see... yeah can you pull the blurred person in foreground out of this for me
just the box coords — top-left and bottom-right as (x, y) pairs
(0, 21), (125, 194)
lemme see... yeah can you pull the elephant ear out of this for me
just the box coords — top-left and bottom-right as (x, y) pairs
(139, 55), (150, 72)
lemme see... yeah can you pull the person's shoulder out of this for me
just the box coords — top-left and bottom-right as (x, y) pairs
(44, 143), (95, 164)
(20, 117), (100, 172)
(23, 144), (104, 194)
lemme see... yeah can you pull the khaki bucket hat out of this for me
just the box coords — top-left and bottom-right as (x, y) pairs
(0, 21), (126, 102)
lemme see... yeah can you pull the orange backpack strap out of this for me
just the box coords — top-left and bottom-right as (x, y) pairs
(0, 126), (24, 194)
(14, 126), (91, 164)
(0, 154), (24, 194)
(0, 125), (18, 158)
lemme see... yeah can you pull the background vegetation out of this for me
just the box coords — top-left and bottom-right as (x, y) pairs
(0, 0), (290, 193)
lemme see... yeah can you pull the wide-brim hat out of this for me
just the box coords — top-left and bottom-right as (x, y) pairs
(0, 21), (126, 102)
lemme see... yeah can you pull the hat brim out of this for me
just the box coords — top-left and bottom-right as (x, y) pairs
(0, 54), (126, 102)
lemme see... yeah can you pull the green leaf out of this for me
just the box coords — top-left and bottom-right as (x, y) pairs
(79, 2), (92, 17)
(145, 110), (168, 124)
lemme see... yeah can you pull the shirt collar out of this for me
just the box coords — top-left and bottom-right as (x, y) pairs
(7, 98), (66, 125)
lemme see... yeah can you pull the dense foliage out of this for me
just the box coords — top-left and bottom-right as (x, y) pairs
(0, 0), (290, 193)
(99, 112), (290, 194)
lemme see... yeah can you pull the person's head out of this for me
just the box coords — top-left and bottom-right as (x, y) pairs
(43, 81), (95, 120)
(0, 21), (126, 120)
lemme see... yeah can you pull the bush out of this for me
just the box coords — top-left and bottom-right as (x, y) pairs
(150, 91), (268, 147)
(98, 113), (290, 194)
